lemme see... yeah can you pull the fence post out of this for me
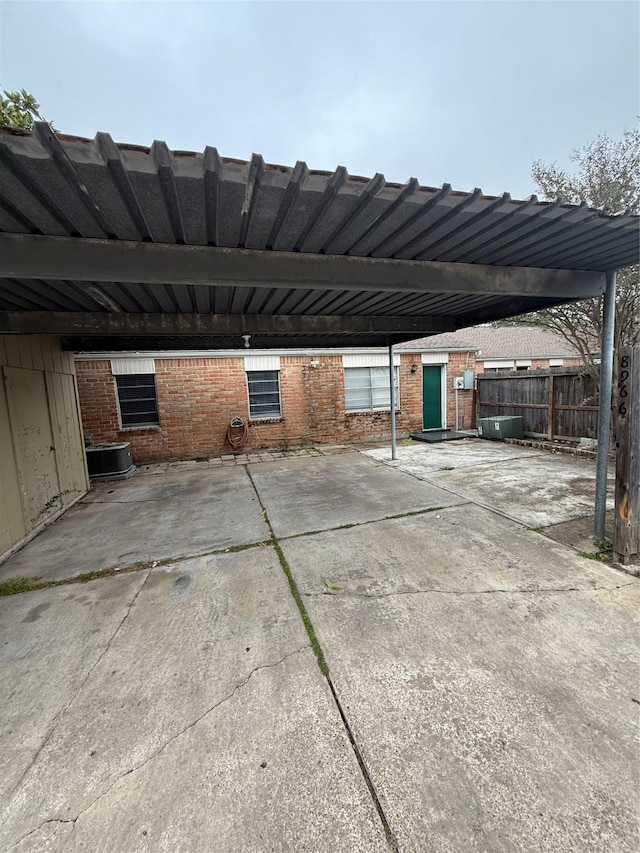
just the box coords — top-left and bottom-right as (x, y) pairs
(547, 372), (555, 439)
(613, 347), (639, 564)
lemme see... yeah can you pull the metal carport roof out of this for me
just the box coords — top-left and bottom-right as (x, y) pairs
(0, 122), (638, 350)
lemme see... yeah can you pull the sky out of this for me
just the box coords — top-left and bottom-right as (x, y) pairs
(0, 0), (638, 199)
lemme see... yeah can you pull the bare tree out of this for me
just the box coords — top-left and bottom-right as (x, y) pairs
(509, 128), (639, 370)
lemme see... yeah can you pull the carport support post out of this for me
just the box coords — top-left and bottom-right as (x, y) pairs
(594, 269), (617, 541)
(389, 343), (397, 460)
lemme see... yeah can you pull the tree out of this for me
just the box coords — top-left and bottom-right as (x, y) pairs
(507, 128), (639, 370)
(0, 87), (50, 130)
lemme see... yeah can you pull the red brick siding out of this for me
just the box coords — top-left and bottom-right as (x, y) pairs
(444, 352), (476, 430)
(76, 353), (477, 463)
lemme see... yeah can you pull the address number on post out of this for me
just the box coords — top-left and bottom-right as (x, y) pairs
(618, 354), (630, 418)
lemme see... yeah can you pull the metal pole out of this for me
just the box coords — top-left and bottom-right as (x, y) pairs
(455, 387), (459, 432)
(389, 342), (397, 460)
(594, 269), (617, 540)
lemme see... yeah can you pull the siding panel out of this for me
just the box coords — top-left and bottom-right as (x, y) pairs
(0, 371), (26, 555)
(0, 336), (88, 560)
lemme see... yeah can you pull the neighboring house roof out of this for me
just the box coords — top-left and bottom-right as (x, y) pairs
(398, 325), (582, 359)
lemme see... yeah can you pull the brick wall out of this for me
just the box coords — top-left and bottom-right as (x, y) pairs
(78, 353), (480, 463)
(445, 352), (476, 430)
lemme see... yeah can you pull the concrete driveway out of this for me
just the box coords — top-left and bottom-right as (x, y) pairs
(1, 443), (638, 852)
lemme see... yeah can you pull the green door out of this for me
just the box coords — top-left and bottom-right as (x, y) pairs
(422, 366), (442, 429)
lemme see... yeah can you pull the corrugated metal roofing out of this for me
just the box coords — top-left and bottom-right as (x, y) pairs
(0, 123), (637, 350)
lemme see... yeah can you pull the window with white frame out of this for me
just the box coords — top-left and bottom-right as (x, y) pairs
(344, 366), (399, 412)
(112, 358), (159, 428)
(246, 369), (281, 419)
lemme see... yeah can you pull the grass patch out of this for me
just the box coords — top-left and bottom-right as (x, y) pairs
(0, 567), (124, 597)
(223, 540), (271, 554)
(0, 540), (274, 598)
(578, 551), (640, 578)
(271, 535), (329, 678)
(279, 506), (448, 542)
(0, 576), (44, 596)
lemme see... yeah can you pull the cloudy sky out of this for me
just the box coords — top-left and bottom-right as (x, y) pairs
(1, 1), (638, 198)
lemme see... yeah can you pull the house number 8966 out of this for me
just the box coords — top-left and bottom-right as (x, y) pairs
(618, 354), (630, 417)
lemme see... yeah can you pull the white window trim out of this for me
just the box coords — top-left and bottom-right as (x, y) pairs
(441, 366), (447, 429)
(549, 358), (564, 367)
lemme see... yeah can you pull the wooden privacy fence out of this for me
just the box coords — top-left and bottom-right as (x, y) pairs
(477, 367), (599, 440)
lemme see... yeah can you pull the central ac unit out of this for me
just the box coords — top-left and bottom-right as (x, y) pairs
(85, 442), (136, 481)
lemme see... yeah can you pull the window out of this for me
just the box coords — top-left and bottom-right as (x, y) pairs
(247, 370), (281, 419)
(344, 366), (399, 412)
(115, 374), (159, 427)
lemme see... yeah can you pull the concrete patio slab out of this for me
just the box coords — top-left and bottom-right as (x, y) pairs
(0, 547), (387, 852)
(280, 504), (624, 597)
(367, 443), (614, 527)
(0, 467), (269, 584)
(366, 439), (539, 474)
(2, 445), (638, 853)
(250, 452), (466, 538)
(282, 509), (640, 852)
(0, 571), (148, 807)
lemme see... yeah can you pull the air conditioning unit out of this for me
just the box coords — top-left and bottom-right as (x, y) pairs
(85, 442), (136, 481)
(477, 416), (524, 440)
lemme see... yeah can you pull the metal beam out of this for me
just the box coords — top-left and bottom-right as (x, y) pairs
(0, 311), (456, 337)
(61, 333), (424, 352)
(594, 270), (617, 541)
(389, 342), (397, 460)
(0, 233), (605, 298)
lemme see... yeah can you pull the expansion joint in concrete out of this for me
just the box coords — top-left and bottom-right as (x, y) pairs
(305, 582), (636, 600)
(327, 679), (399, 852)
(244, 466), (399, 852)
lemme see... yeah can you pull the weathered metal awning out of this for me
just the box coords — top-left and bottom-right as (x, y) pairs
(0, 123), (637, 350)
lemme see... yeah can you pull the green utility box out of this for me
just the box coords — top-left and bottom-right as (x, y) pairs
(477, 416), (524, 440)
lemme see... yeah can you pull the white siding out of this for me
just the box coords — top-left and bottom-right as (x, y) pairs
(244, 355), (281, 371)
(482, 359), (514, 370)
(421, 352), (449, 365)
(342, 353), (400, 368)
(111, 358), (156, 375)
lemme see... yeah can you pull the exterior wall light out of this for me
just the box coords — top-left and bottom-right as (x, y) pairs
(410, 363), (418, 374)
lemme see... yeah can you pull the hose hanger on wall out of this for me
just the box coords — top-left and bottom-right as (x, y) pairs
(227, 416), (249, 451)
